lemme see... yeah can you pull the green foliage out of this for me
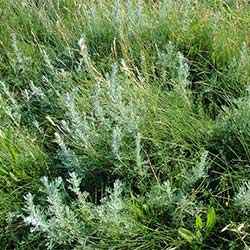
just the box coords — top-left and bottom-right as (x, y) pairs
(0, 126), (48, 249)
(178, 207), (216, 249)
(1, 0), (250, 249)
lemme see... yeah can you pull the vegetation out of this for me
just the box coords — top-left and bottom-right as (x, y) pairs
(1, 0), (250, 249)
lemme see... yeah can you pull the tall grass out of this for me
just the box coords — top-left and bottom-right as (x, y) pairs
(1, 0), (250, 249)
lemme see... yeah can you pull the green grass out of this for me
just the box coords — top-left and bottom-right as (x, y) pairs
(1, 0), (250, 249)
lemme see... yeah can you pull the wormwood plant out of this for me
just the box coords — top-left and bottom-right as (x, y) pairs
(22, 164), (207, 250)
(54, 62), (148, 186)
(23, 174), (139, 249)
(234, 181), (250, 215)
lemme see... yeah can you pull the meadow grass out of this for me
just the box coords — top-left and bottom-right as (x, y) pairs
(1, 0), (250, 249)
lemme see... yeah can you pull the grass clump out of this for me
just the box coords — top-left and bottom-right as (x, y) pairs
(0, 126), (49, 249)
